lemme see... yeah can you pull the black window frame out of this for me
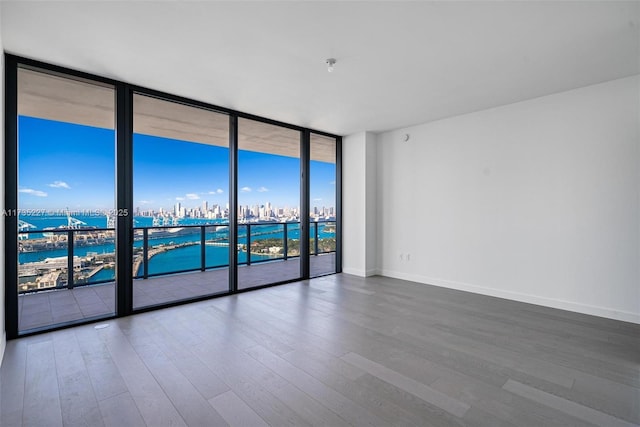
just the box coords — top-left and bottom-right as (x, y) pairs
(4, 53), (342, 339)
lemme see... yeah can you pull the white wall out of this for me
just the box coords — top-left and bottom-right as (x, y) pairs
(343, 131), (377, 276)
(365, 133), (377, 274)
(376, 75), (640, 324)
(0, 4), (6, 362)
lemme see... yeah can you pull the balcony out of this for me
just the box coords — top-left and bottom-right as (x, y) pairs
(17, 221), (336, 333)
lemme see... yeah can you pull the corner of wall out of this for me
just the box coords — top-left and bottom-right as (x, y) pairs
(364, 132), (378, 274)
(342, 132), (366, 274)
(342, 131), (379, 276)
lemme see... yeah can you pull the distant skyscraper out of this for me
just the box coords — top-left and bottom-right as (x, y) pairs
(174, 202), (181, 217)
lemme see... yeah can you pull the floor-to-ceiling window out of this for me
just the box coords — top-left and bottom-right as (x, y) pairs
(237, 119), (302, 289)
(5, 55), (341, 338)
(310, 133), (338, 277)
(15, 66), (116, 333)
(132, 94), (230, 309)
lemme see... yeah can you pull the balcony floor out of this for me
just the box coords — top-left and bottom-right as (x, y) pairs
(19, 253), (336, 332)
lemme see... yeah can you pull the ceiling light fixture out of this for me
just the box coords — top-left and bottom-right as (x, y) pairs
(326, 58), (336, 73)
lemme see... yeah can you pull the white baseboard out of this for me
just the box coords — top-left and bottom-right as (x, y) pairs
(378, 269), (640, 325)
(342, 267), (378, 277)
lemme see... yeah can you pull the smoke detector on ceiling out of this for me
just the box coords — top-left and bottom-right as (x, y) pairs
(326, 58), (336, 73)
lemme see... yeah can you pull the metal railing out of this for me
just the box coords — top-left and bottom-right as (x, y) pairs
(18, 220), (336, 294)
(310, 220), (337, 256)
(18, 227), (116, 294)
(133, 223), (230, 279)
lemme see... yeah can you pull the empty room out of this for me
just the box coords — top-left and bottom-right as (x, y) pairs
(0, 1), (638, 426)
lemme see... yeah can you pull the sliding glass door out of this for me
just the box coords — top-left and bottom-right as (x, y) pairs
(16, 66), (116, 333)
(237, 119), (302, 289)
(132, 94), (230, 309)
(310, 133), (338, 277)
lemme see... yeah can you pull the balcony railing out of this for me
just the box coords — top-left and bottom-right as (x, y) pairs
(18, 227), (116, 293)
(18, 220), (336, 294)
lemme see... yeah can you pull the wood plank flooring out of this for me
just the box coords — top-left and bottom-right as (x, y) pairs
(2, 273), (638, 426)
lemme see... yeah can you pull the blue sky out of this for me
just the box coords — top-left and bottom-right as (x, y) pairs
(18, 116), (336, 211)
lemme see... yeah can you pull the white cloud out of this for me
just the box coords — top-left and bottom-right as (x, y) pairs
(257, 186), (269, 193)
(329, 180), (336, 185)
(175, 197), (185, 201)
(138, 200), (153, 205)
(48, 181), (71, 189)
(241, 187), (252, 192)
(186, 193), (200, 200)
(313, 198), (322, 201)
(19, 188), (48, 197)
(217, 188), (224, 194)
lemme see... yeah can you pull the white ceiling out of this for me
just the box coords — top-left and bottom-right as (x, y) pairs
(2, 1), (639, 136)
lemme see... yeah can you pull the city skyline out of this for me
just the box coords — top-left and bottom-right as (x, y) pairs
(18, 116), (336, 212)
(136, 198), (334, 221)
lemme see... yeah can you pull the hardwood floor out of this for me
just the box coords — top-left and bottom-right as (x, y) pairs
(2, 273), (639, 426)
